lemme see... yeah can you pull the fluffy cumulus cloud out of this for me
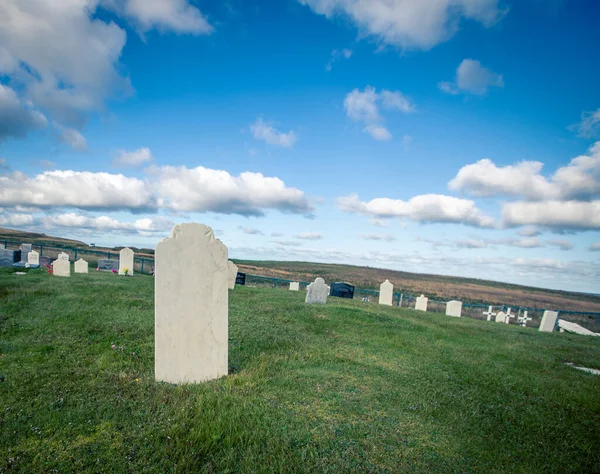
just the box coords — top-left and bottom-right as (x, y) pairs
(51, 213), (173, 235)
(337, 193), (494, 228)
(0, 85), (47, 140)
(299, 0), (504, 51)
(502, 201), (600, 231)
(151, 165), (313, 216)
(112, 147), (153, 167)
(344, 86), (414, 140)
(0, 213), (35, 227)
(0, 170), (153, 211)
(439, 59), (504, 95)
(0, 0), (211, 142)
(571, 107), (600, 138)
(450, 142), (600, 201)
(250, 117), (297, 148)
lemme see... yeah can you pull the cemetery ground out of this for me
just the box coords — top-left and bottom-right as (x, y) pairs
(1, 270), (600, 473)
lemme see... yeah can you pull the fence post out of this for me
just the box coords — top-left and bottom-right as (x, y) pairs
(3, 240), (6, 249)
(40, 245), (43, 256)
(273, 279), (277, 288)
(399, 293), (404, 307)
(107, 252), (111, 259)
(141, 258), (145, 274)
(74, 249), (78, 261)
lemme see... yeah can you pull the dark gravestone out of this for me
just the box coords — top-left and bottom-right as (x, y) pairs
(39, 256), (53, 267)
(330, 282), (355, 299)
(98, 259), (119, 271)
(13, 250), (21, 263)
(235, 272), (246, 286)
(0, 249), (14, 267)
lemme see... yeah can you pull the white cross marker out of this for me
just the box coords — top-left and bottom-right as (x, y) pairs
(518, 311), (532, 327)
(505, 308), (515, 325)
(483, 305), (496, 321)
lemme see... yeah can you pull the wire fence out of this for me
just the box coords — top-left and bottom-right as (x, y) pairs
(4, 239), (600, 332)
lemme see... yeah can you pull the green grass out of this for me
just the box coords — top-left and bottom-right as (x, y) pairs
(1, 269), (599, 473)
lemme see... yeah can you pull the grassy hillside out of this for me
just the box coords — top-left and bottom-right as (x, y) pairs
(1, 269), (599, 472)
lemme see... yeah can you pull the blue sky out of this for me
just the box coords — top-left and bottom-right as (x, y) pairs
(1, 0), (599, 293)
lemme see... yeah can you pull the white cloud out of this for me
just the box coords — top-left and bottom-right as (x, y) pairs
(547, 239), (574, 251)
(250, 117), (297, 148)
(0, 85), (47, 140)
(337, 193), (494, 228)
(571, 107), (600, 138)
(439, 59), (504, 96)
(151, 165), (313, 216)
(325, 48), (353, 71)
(360, 233), (396, 242)
(299, 0), (504, 51)
(344, 86), (414, 141)
(113, 147), (153, 167)
(449, 142), (600, 201)
(0, 213), (35, 227)
(295, 232), (323, 240)
(239, 226), (264, 236)
(120, 0), (213, 35)
(518, 226), (541, 237)
(0, 170), (153, 211)
(51, 213), (173, 235)
(590, 242), (600, 252)
(364, 124), (392, 141)
(55, 124), (87, 151)
(502, 201), (600, 231)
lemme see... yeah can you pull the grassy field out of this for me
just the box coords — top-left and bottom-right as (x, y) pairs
(1, 268), (599, 472)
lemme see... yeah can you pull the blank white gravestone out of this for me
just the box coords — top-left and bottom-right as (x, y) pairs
(57, 252), (69, 261)
(27, 250), (39, 267)
(289, 282), (300, 291)
(155, 223), (229, 384)
(74, 258), (89, 274)
(306, 278), (329, 304)
(52, 259), (70, 277)
(379, 280), (393, 306)
(119, 247), (134, 275)
(495, 312), (507, 323)
(227, 261), (238, 290)
(539, 310), (559, 332)
(415, 295), (428, 311)
(446, 300), (462, 317)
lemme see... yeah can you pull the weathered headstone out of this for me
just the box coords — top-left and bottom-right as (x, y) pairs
(289, 281), (300, 291)
(379, 280), (393, 306)
(155, 223), (229, 384)
(119, 247), (134, 275)
(495, 311), (507, 323)
(52, 259), (70, 277)
(227, 261), (238, 289)
(27, 250), (40, 268)
(446, 300), (462, 317)
(39, 256), (52, 267)
(74, 258), (89, 274)
(0, 249), (15, 267)
(483, 306), (496, 321)
(20, 243), (32, 263)
(330, 282), (355, 299)
(306, 277), (329, 304)
(235, 272), (246, 286)
(558, 320), (600, 337)
(57, 252), (69, 261)
(539, 310), (559, 332)
(415, 295), (428, 312)
(98, 259), (119, 271)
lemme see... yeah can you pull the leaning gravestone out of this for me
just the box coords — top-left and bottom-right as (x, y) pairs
(495, 312), (507, 323)
(227, 261), (238, 290)
(119, 247), (134, 275)
(57, 252), (69, 261)
(379, 280), (393, 306)
(0, 249), (15, 267)
(52, 259), (70, 277)
(74, 258), (89, 274)
(155, 223), (229, 384)
(539, 310), (559, 332)
(415, 295), (428, 311)
(289, 282), (300, 291)
(306, 277), (329, 304)
(446, 300), (462, 317)
(27, 250), (40, 268)
(98, 259), (119, 271)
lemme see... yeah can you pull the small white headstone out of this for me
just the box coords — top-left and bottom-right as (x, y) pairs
(483, 306), (496, 321)
(155, 223), (229, 384)
(74, 258), (89, 274)
(379, 280), (393, 306)
(415, 295), (428, 312)
(28, 250), (39, 266)
(227, 261), (238, 290)
(119, 247), (134, 276)
(495, 311), (507, 323)
(289, 282), (300, 291)
(539, 310), (559, 332)
(305, 278), (329, 304)
(52, 259), (70, 277)
(57, 252), (69, 261)
(446, 300), (462, 317)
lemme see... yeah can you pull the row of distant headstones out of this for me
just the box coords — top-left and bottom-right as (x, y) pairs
(301, 277), (558, 332)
